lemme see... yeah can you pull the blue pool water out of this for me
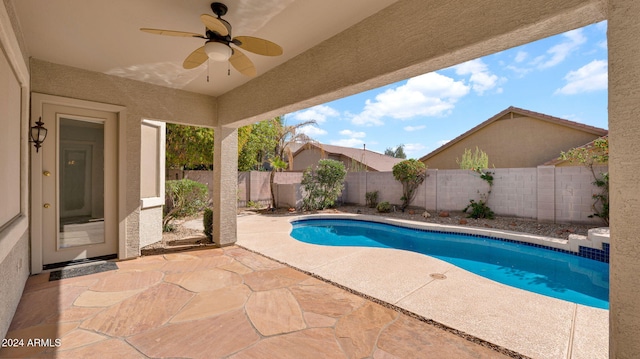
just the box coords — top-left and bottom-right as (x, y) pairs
(291, 219), (609, 309)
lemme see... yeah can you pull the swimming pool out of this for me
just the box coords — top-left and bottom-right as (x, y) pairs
(291, 218), (609, 309)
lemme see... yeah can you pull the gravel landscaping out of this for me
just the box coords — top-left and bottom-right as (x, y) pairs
(270, 205), (603, 240)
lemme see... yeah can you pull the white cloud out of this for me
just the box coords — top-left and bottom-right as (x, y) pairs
(555, 59), (608, 95)
(436, 139), (450, 147)
(350, 72), (470, 126)
(537, 29), (586, 69)
(515, 51), (528, 63)
(290, 104), (339, 123)
(339, 129), (366, 138)
(453, 59), (501, 95)
(506, 64), (532, 78)
(298, 125), (327, 137)
(404, 125), (426, 132)
(330, 138), (365, 148)
(404, 143), (427, 155)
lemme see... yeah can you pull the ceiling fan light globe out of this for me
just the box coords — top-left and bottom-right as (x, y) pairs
(204, 41), (232, 61)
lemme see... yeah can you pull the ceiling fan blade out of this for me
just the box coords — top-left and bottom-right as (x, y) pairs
(200, 14), (229, 36)
(233, 36), (283, 56)
(183, 47), (208, 69)
(140, 28), (204, 38)
(229, 48), (257, 77)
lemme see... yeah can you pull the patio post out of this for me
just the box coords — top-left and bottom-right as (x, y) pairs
(212, 126), (238, 246)
(608, 0), (640, 356)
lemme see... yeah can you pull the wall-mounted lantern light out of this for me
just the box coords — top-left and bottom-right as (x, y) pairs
(30, 117), (48, 153)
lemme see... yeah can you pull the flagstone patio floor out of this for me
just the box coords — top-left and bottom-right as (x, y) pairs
(0, 246), (509, 359)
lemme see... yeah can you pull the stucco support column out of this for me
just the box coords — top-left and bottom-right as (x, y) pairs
(212, 126), (238, 246)
(609, 0), (640, 357)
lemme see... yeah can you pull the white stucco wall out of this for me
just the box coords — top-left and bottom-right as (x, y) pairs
(0, 0), (30, 341)
(608, 0), (640, 356)
(30, 60), (217, 258)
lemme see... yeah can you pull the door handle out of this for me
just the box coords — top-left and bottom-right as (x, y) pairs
(43, 203), (51, 209)
(43, 171), (51, 176)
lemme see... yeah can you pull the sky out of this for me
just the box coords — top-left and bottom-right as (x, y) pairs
(285, 21), (608, 158)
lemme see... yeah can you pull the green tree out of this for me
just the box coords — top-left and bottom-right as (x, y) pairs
(268, 116), (318, 208)
(166, 124), (214, 170)
(560, 137), (609, 224)
(385, 144), (407, 159)
(238, 120), (278, 171)
(301, 159), (347, 210)
(392, 159), (427, 210)
(457, 146), (489, 171)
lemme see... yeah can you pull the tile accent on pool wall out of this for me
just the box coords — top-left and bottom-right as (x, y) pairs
(292, 219), (611, 263)
(579, 243), (610, 263)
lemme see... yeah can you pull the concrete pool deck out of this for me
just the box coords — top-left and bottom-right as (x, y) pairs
(237, 213), (609, 359)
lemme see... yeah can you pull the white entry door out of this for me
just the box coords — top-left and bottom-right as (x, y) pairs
(40, 103), (118, 267)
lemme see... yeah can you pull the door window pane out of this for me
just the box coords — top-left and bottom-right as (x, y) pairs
(58, 118), (105, 248)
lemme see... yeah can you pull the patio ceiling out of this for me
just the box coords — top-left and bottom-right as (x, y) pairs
(12, 0), (398, 97)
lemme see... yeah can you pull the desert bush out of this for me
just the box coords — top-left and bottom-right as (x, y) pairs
(457, 146), (489, 171)
(365, 191), (379, 208)
(163, 179), (208, 231)
(463, 198), (495, 219)
(377, 201), (391, 213)
(392, 159), (427, 210)
(301, 159), (347, 210)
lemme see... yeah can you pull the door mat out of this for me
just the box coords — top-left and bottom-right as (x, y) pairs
(49, 261), (118, 281)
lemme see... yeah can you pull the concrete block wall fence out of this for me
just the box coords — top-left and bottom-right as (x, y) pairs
(168, 170), (303, 207)
(168, 167), (606, 224)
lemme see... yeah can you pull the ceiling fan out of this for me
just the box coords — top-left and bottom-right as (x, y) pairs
(140, 2), (283, 77)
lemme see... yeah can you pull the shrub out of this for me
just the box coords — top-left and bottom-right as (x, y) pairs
(163, 179), (208, 231)
(392, 159), (427, 210)
(463, 199), (495, 219)
(203, 208), (213, 240)
(301, 159), (347, 210)
(246, 200), (262, 209)
(365, 191), (379, 208)
(377, 201), (391, 213)
(457, 146), (489, 171)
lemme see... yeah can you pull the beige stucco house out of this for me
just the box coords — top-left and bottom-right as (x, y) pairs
(291, 143), (403, 172)
(1, 0), (640, 357)
(419, 107), (608, 169)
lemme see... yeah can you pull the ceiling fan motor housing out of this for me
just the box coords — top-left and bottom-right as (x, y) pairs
(211, 2), (228, 17)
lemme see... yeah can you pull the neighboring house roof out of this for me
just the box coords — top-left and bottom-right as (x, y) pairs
(418, 106), (608, 164)
(286, 142), (305, 154)
(542, 135), (609, 166)
(293, 143), (403, 172)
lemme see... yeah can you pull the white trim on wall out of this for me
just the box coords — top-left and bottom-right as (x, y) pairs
(30, 93), (127, 272)
(0, 1), (30, 264)
(140, 119), (166, 209)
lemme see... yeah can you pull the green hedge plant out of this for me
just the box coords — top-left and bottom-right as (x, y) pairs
(163, 179), (208, 231)
(301, 159), (347, 210)
(377, 201), (391, 213)
(392, 159), (427, 210)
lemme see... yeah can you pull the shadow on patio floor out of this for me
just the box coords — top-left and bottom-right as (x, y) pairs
(1, 246), (516, 359)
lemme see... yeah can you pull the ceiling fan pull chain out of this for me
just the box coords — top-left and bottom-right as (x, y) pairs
(207, 59), (210, 82)
(227, 62), (230, 76)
